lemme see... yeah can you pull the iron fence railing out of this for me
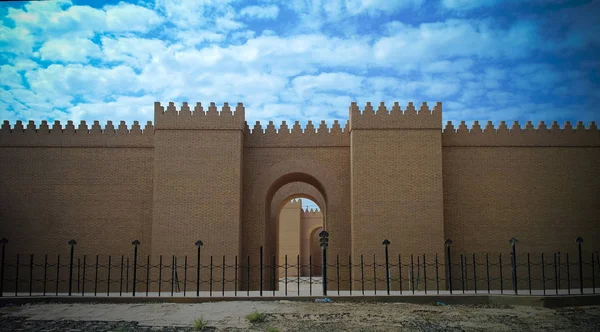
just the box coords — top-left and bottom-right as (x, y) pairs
(0, 237), (598, 297)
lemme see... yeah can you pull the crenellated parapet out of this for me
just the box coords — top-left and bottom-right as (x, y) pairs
(244, 119), (350, 147)
(349, 101), (442, 130)
(154, 102), (245, 130)
(443, 120), (600, 146)
(0, 120), (154, 147)
(301, 207), (322, 218)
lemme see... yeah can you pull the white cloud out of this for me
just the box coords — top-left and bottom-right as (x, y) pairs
(0, 65), (23, 88)
(101, 36), (167, 68)
(240, 5), (279, 19)
(104, 3), (163, 33)
(39, 38), (102, 62)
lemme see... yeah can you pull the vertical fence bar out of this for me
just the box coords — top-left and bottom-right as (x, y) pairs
(373, 254), (377, 295)
(195, 240), (203, 297)
(15, 254), (19, 296)
(234, 255), (238, 297)
(29, 254), (33, 296)
(510, 237), (518, 295)
(145, 255), (149, 297)
(460, 254), (464, 294)
(445, 240), (453, 294)
(499, 254), (503, 294)
(411, 254), (415, 295)
(55, 255), (60, 296)
(577, 237), (584, 294)
(464, 255), (468, 292)
(360, 255), (364, 295)
(132, 241), (139, 297)
(184, 255), (187, 296)
(472, 254), (476, 294)
(309, 255), (312, 296)
(77, 258), (80, 294)
(94, 255), (99, 296)
(319, 231), (329, 296)
(247, 256), (250, 297)
(527, 253), (532, 295)
(284, 255), (288, 296)
(398, 254), (402, 295)
(486, 253), (490, 294)
(558, 252), (561, 291)
(383, 240), (390, 295)
(297, 255), (300, 296)
(209, 256), (213, 297)
(126, 258), (130, 294)
(171, 255), (175, 297)
(108, 256), (112, 296)
(68, 240), (76, 296)
(337, 254), (340, 295)
(271, 255), (275, 296)
(541, 253), (546, 295)
(592, 252), (596, 294)
(349, 255), (352, 296)
(119, 256), (124, 296)
(43, 254), (47, 296)
(223, 256), (227, 297)
(566, 253), (571, 295)
(81, 255), (87, 296)
(423, 254), (428, 294)
(259, 247), (263, 297)
(0, 238), (6, 297)
(554, 253), (558, 295)
(158, 255), (162, 297)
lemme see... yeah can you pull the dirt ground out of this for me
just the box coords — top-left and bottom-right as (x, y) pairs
(0, 301), (599, 331)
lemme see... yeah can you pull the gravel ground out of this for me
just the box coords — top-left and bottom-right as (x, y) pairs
(1, 301), (599, 331)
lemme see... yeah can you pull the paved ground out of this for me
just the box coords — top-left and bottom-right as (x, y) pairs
(1, 301), (599, 331)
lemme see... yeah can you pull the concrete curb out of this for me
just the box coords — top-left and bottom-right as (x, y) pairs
(1, 294), (599, 308)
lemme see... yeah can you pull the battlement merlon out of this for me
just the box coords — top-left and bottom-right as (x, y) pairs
(154, 102), (246, 130)
(349, 101), (442, 131)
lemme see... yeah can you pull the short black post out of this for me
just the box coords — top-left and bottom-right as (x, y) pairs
(55, 255), (60, 296)
(82, 255), (87, 295)
(319, 230), (329, 296)
(486, 253), (490, 294)
(145, 255), (149, 296)
(566, 253), (571, 295)
(284, 255), (288, 296)
(382, 239), (390, 295)
(157, 255), (162, 296)
(259, 246), (263, 296)
(499, 253), (503, 294)
(184, 255), (188, 296)
(15, 254), (19, 296)
(527, 253), (532, 295)
(460, 254), (464, 294)
(360, 254), (365, 295)
(349, 255), (352, 295)
(132, 240), (140, 296)
(576, 237), (584, 294)
(435, 254), (440, 294)
(472, 254), (477, 294)
(297, 255), (300, 296)
(68, 239), (77, 296)
(541, 253), (546, 295)
(373, 254), (377, 295)
(0, 238), (6, 297)
(309, 255), (312, 295)
(247, 256), (250, 296)
(423, 254), (427, 294)
(29, 254), (33, 296)
(126, 258), (130, 294)
(94, 255), (99, 296)
(554, 253), (558, 295)
(234, 255), (238, 296)
(271, 254), (275, 296)
(592, 252), (596, 294)
(195, 240), (203, 297)
(411, 254), (415, 294)
(445, 239), (453, 294)
(224, 255), (227, 297)
(509, 237), (518, 295)
(43, 254), (47, 296)
(209, 255), (213, 297)
(108, 255), (112, 296)
(336, 254), (340, 295)
(77, 258), (80, 294)
(399, 254), (403, 295)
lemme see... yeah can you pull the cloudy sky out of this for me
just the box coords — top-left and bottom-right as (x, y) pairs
(0, 0), (599, 128)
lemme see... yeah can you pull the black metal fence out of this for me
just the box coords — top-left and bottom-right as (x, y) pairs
(0, 236), (598, 297)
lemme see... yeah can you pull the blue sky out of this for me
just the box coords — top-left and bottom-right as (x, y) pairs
(1, 0), (599, 128)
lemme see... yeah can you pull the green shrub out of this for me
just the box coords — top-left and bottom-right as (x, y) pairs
(193, 316), (208, 331)
(246, 311), (266, 323)
(267, 327), (279, 332)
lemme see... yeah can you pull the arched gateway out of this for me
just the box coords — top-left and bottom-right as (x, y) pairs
(1, 101), (599, 293)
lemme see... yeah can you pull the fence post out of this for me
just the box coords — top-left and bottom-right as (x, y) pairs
(319, 230), (329, 296)
(445, 239), (453, 294)
(509, 237), (518, 295)
(0, 238), (7, 297)
(195, 240), (203, 297)
(68, 239), (77, 296)
(132, 240), (140, 296)
(382, 240), (390, 295)
(576, 237), (584, 294)
(259, 246), (263, 296)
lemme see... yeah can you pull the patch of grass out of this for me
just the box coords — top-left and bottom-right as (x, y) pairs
(193, 316), (208, 331)
(246, 310), (266, 323)
(114, 327), (129, 332)
(267, 327), (279, 332)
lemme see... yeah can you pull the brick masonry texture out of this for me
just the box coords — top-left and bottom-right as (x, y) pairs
(1, 101), (599, 291)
